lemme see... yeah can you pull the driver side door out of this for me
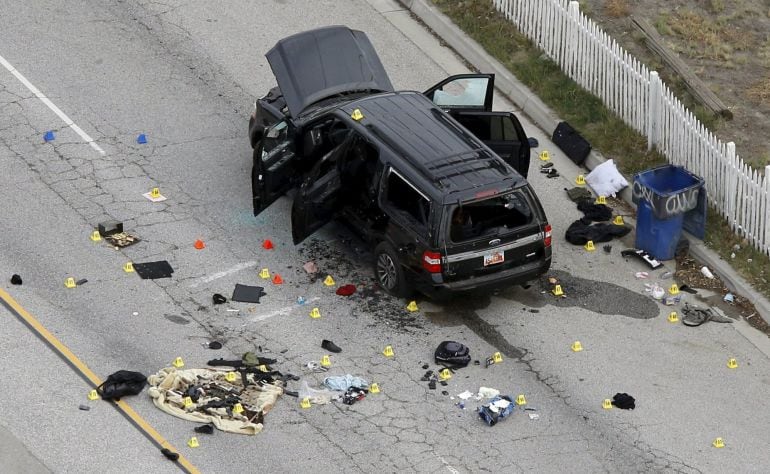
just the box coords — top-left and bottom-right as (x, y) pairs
(252, 119), (298, 215)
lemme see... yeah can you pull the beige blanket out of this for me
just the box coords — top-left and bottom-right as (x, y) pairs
(147, 367), (283, 435)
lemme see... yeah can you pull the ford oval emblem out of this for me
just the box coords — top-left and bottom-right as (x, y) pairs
(489, 238), (501, 246)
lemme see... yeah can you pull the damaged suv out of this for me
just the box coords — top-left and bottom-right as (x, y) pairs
(248, 26), (551, 297)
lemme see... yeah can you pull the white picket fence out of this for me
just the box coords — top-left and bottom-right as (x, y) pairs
(492, 0), (770, 256)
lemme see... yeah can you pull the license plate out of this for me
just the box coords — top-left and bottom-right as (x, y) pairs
(483, 251), (504, 266)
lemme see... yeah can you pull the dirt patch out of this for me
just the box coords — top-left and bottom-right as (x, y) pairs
(581, 0), (770, 169)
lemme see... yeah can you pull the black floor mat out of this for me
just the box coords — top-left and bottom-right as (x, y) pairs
(133, 261), (174, 279)
(231, 284), (266, 303)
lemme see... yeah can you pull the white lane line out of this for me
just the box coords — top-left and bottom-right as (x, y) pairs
(244, 297), (321, 325)
(188, 261), (258, 288)
(0, 53), (106, 155)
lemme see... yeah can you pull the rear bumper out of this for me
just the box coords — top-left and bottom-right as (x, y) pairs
(413, 257), (551, 296)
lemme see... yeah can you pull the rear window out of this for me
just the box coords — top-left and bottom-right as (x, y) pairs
(449, 190), (533, 242)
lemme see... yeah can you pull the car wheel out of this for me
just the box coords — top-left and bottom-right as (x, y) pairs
(374, 242), (409, 297)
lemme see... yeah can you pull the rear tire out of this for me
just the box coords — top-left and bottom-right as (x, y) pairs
(374, 242), (409, 298)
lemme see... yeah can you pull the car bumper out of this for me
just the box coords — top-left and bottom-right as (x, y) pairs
(414, 258), (551, 296)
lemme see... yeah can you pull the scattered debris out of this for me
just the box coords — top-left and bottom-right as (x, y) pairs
(303, 261), (318, 274)
(528, 137), (539, 147)
(478, 396), (515, 426)
(298, 380), (335, 404)
(723, 293), (735, 304)
(682, 303), (734, 327)
(603, 244), (612, 253)
(434, 341), (471, 367)
(43, 130), (55, 142)
(96, 221), (122, 238)
(194, 424), (214, 435)
(660, 271), (673, 279)
(75, 279), (88, 286)
(478, 387), (500, 398)
(137, 133), (147, 144)
(635, 272), (649, 279)
(133, 261), (174, 279)
(10, 274), (22, 285)
(148, 367), (283, 435)
(335, 284), (356, 296)
(304, 362), (328, 373)
(160, 448), (179, 461)
(700, 266), (715, 279)
(585, 159), (628, 197)
(621, 249), (664, 270)
(212, 293), (227, 305)
(97, 370), (147, 400)
(231, 284), (266, 304)
(457, 390), (474, 400)
(78, 404), (90, 411)
(208, 341), (223, 350)
(143, 188), (167, 202)
(324, 374), (369, 391)
(611, 393), (635, 410)
(194, 239), (205, 250)
(321, 339), (342, 353)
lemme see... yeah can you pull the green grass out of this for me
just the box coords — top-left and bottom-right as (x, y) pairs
(432, 0), (770, 302)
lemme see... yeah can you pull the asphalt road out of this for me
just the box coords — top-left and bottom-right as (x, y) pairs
(1, 0), (769, 472)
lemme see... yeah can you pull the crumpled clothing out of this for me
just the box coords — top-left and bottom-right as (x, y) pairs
(576, 200), (612, 222)
(323, 374), (369, 391)
(478, 395), (515, 426)
(565, 218), (630, 245)
(147, 367), (283, 435)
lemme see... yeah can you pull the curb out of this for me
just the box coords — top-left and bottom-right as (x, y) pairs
(400, 0), (770, 325)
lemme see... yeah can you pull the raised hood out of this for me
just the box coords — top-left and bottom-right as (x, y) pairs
(266, 26), (394, 117)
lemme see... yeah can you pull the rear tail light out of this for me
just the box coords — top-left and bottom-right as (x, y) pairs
(544, 224), (552, 248)
(422, 250), (442, 274)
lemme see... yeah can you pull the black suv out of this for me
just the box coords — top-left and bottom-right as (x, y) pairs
(248, 26), (551, 297)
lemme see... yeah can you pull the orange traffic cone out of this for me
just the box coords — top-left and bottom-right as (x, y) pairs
(272, 274), (283, 285)
(194, 239), (205, 250)
(262, 239), (274, 250)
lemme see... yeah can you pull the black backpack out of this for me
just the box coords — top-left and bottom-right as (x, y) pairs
(97, 370), (147, 400)
(434, 341), (471, 367)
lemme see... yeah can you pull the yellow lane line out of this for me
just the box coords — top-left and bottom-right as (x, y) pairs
(0, 287), (200, 474)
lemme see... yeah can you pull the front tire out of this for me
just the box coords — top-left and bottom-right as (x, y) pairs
(374, 242), (409, 297)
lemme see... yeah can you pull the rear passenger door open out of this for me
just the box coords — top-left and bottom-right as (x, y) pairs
(424, 74), (494, 111)
(290, 132), (355, 244)
(452, 111), (531, 178)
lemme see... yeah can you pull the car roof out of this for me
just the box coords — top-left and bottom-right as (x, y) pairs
(337, 91), (524, 203)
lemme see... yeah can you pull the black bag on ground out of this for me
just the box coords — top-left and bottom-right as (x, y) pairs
(552, 121), (591, 165)
(565, 218), (631, 245)
(97, 370), (147, 400)
(434, 341), (471, 367)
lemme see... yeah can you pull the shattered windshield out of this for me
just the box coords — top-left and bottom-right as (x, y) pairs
(449, 191), (533, 242)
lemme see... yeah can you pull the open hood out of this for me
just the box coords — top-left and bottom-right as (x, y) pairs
(266, 26), (394, 117)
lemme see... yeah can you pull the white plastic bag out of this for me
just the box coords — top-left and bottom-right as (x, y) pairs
(586, 159), (628, 197)
(298, 381), (336, 405)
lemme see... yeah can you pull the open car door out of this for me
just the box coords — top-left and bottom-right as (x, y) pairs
(423, 74), (494, 112)
(253, 120), (298, 215)
(452, 111), (531, 178)
(291, 132), (356, 244)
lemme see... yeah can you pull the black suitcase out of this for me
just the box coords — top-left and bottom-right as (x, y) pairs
(552, 121), (591, 165)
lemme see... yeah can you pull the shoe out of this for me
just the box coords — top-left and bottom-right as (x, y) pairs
(321, 339), (342, 353)
(194, 424), (214, 434)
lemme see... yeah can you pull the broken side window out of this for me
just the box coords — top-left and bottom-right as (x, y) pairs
(384, 169), (430, 228)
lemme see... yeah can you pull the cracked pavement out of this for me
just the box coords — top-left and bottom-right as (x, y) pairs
(1, 0), (769, 472)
